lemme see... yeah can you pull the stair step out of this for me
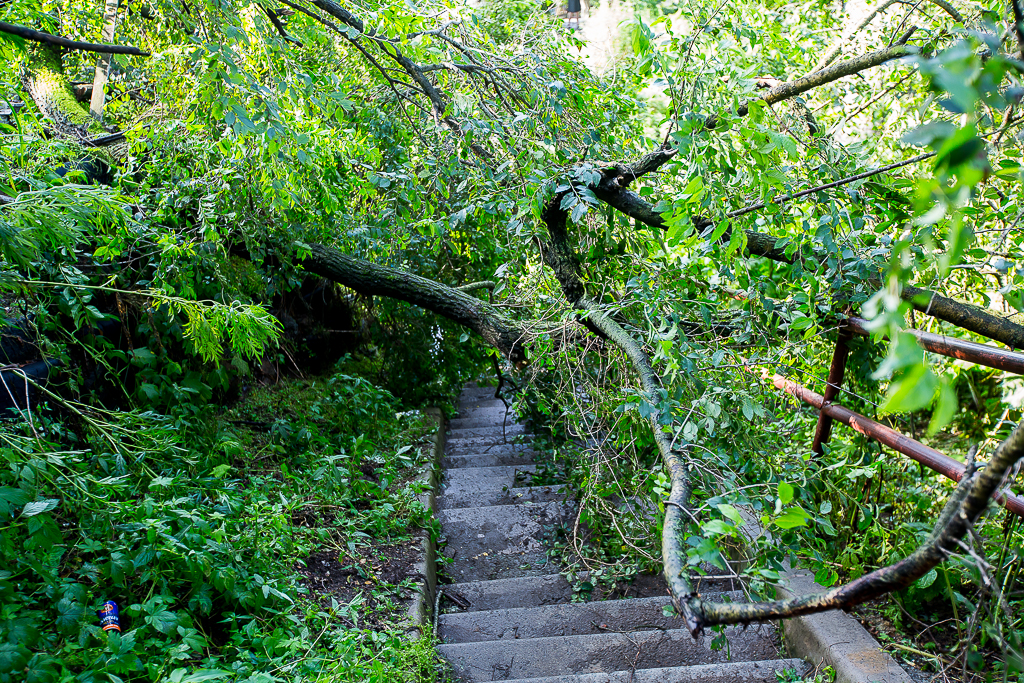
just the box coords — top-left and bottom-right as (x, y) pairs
(439, 503), (566, 583)
(450, 412), (519, 429)
(459, 385), (502, 399)
(458, 398), (513, 412)
(446, 443), (538, 459)
(447, 433), (535, 451)
(439, 484), (567, 510)
(449, 423), (529, 439)
(469, 659), (811, 683)
(437, 626), (783, 681)
(443, 451), (538, 469)
(442, 465), (538, 495)
(442, 574), (579, 612)
(439, 593), (745, 642)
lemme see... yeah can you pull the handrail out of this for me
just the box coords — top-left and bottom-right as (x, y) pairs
(844, 316), (1024, 375)
(753, 364), (1024, 518)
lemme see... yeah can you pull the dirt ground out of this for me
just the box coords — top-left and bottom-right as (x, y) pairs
(296, 540), (423, 629)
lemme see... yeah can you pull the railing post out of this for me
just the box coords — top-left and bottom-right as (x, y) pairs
(811, 329), (851, 456)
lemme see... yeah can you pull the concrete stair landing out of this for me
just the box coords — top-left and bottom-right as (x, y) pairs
(436, 384), (810, 683)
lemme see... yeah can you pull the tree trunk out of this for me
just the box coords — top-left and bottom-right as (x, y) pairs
(89, 0), (122, 121)
(300, 243), (528, 366)
(22, 44), (103, 137)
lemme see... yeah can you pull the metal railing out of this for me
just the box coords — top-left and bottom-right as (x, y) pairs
(758, 316), (1024, 518)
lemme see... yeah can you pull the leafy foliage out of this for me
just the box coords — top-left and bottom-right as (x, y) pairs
(1, 0), (1024, 678)
(0, 369), (444, 682)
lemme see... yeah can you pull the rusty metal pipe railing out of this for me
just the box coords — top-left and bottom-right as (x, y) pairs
(811, 331), (851, 455)
(845, 316), (1024, 375)
(757, 367), (1024, 518)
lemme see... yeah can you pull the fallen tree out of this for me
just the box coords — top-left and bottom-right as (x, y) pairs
(5, 0), (1024, 657)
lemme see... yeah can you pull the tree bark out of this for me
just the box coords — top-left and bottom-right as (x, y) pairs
(89, 0), (122, 121)
(539, 199), (700, 632)
(300, 243), (528, 366)
(903, 284), (1024, 350)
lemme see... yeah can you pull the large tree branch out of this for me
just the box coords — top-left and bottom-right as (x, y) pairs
(588, 179), (792, 262)
(300, 243), (527, 366)
(589, 176), (1024, 347)
(0, 21), (149, 56)
(690, 418), (1024, 632)
(813, 0), (961, 71)
(705, 44), (914, 130)
(903, 284), (1024, 350)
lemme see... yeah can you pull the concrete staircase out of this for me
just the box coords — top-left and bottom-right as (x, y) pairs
(436, 384), (811, 682)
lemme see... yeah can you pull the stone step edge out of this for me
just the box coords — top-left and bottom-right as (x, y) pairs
(437, 593), (750, 641)
(476, 659), (811, 683)
(401, 408), (445, 637)
(436, 625), (784, 681)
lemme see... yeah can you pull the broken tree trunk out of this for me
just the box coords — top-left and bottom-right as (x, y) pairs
(23, 43), (104, 137)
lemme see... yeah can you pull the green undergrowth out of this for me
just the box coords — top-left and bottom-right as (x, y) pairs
(0, 364), (449, 683)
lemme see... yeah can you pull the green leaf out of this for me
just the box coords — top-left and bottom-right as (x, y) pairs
(880, 364), (937, 414)
(724, 224), (747, 257)
(55, 598), (84, 634)
(145, 609), (178, 635)
(20, 499), (58, 518)
(703, 519), (736, 536)
(716, 503), (745, 526)
(916, 568), (938, 590)
(815, 568), (838, 587)
(774, 506), (810, 529)
(871, 332), (924, 379)
(777, 482), (794, 505)
(901, 121), (955, 147)
(789, 315), (814, 331)
(927, 380), (958, 436)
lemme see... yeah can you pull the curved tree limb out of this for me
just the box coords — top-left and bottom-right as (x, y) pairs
(588, 179), (792, 262)
(0, 21), (150, 56)
(539, 199), (699, 632)
(300, 243), (527, 366)
(260, 5), (303, 46)
(689, 417), (1024, 633)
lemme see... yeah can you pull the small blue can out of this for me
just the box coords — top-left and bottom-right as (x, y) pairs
(98, 600), (121, 632)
